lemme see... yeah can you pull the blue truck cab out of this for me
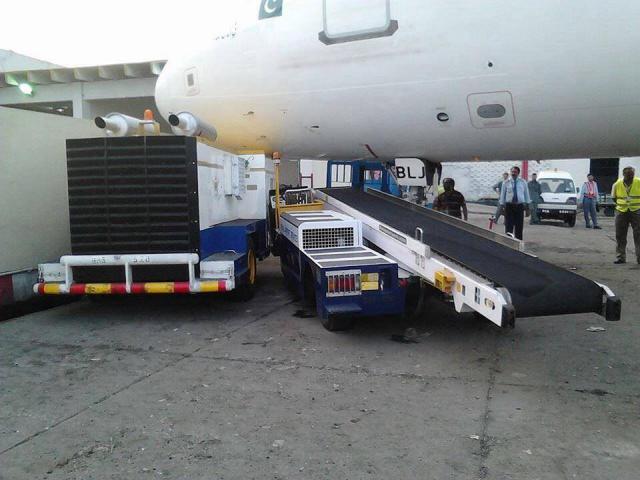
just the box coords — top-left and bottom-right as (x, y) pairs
(326, 160), (402, 196)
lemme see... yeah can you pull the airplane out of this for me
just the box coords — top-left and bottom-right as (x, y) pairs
(154, 0), (640, 178)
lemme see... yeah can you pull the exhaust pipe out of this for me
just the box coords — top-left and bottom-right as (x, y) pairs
(95, 113), (155, 137)
(168, 112), (217, 142)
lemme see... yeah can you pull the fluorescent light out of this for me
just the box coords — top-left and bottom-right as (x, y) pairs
(18, 83), (33, 95)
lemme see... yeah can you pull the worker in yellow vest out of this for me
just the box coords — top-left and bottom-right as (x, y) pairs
(612, 166), (640, 264)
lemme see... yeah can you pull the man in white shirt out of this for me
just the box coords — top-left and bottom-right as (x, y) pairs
(578, 173), (601, 229)
(499, 166), (531, 240)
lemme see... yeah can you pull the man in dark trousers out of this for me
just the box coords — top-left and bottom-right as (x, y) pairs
(527, 172), (543, 225)
(499, 166), (531, 240)
(579, 173), (601, 229)
(434, 178), (468, 220)
(492, 172), (509, 224)
(612, 166), (640, 264)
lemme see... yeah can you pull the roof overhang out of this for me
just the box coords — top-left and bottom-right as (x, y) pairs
(0, 60), (166, 88)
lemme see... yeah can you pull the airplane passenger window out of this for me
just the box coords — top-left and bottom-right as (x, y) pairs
(319, 0), (398, 45)
(184, 68), (199, 96)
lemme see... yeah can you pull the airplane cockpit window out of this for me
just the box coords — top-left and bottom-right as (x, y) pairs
(319, 0), (398, 45)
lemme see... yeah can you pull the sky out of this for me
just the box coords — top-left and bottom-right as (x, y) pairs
(0, 0), (256, 67)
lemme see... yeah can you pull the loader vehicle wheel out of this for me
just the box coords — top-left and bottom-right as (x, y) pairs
(231, 241), (257, 301)
(321, 314), (355, 332)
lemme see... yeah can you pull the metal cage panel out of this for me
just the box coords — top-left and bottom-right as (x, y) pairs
(302, 226), (356, 250)
(66, 136), (199, 256)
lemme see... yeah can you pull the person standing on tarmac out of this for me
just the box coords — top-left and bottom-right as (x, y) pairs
(579, 173), (601, 229)
(434, 178), (468, 220)
(499, 166), (531, 240)
(492, 172), (509, 224)
(527, 173), (542, 225)
(612, 166), (640, 264)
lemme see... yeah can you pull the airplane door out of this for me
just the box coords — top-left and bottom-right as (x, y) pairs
(319, 0), (399, 45)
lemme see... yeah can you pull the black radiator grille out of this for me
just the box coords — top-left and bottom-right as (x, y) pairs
(66, 136), (199, 255)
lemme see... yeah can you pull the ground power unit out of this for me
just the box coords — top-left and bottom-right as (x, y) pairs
(35, 135), (273, 298)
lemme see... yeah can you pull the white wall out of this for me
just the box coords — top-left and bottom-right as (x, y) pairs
(298, 157), (640, 201)
(279, 158), (300, 186)
(440, 161), (525, 201)
(0, 107), (97, 273)
(299, 158), (593, 198)
(620, 157), (640, 176)
(0, 77), (163, 127)
(541, 159), (590, 186)
(0, 77), (157, 108)
(300, 159), (328, 188)
(441, 159), (596, 201)
(432, 157), (640, 201)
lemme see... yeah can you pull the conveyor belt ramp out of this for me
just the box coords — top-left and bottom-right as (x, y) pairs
(317, 188), (620, 325)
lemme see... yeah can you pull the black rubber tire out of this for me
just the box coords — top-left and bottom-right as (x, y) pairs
(321, 314), (355, 332)
(566, 214), (576, 228)
(230, 241), (257, 301)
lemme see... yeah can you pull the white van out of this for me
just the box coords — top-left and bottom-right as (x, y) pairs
(536, 170), (578, 227)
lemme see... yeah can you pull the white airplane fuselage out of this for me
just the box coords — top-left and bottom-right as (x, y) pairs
(155, 0), (640, 162)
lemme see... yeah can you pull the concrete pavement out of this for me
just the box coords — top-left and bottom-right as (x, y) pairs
(0, 206), (638, 479)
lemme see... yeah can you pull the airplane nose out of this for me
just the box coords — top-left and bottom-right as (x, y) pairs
(154, 61), (178, 121)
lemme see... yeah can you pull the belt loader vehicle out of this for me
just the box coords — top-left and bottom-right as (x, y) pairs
(35, 113), (272, 299)
(272, 159), (621, 331)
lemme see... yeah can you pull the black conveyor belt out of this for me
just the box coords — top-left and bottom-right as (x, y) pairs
(323, 188), (604, 318)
